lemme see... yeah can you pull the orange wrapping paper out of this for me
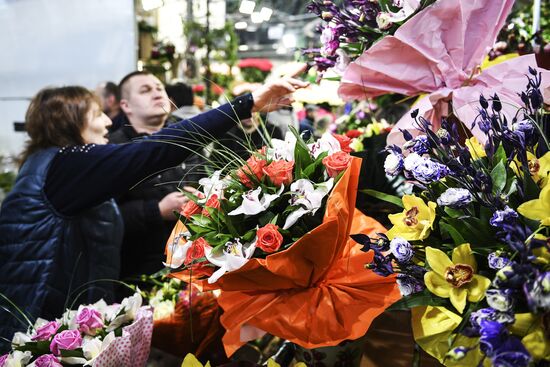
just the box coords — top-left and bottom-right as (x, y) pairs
(168, 158), (401, 356)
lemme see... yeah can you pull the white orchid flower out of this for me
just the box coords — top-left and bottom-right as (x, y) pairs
(163, 239), (193, 269)
(106, 293), (142, 331)
(387, 0), (420, 22)
(283, 178), (334, 229)
(199, 170), (227, 199)
(308, 132), (341, 158)
(3, 351), (32, 367)
(205, 239), (256, 284)
(267, 131), (296, 161)
(228, 186), (283, 216)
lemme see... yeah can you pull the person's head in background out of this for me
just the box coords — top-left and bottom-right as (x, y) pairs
(95, 82), (121, 120)
(314, 115), (333, 137)
(165, 82), (194, 109)
(20, 86), (112, 165)
(305, 105), (317, 122)
(118, 71), (171, 134)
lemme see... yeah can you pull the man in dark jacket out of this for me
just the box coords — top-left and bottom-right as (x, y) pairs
(109, 71), (204, 281)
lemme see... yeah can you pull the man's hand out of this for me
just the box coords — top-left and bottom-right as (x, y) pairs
(158, 186), (198, 220)
(251, 63), (309, 113)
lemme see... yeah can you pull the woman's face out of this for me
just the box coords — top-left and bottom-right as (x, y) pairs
(81, 102), (112, 145)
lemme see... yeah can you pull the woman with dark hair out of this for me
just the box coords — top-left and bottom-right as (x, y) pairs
(0, 71), (308, 343)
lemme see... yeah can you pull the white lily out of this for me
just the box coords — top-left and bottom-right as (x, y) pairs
(163, 239), (193, 268)
(283, 178), (334, 229)
(3, 351), (32, 367)
(199, 170), (227, 199)
(228, 186), (283, 216)
(308, 132), (341, 158)
(387, 0), (420, 22)
(267, 131), (296, 161)
(205, 239), (256, 284)
(11, 332), (30, 347)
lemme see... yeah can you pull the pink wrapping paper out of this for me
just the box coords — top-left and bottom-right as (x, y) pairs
(338, 0), (550, 146)
(94, 307), (154, 367)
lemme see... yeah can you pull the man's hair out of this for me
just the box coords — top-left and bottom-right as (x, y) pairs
(165, 82), (194, 108)
(118, 70), (153, 100)
(103, 81), (120, 101)
(20, 86), (98, 165)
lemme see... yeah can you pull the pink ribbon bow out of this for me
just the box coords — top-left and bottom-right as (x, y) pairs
(338, 0), (550, 146)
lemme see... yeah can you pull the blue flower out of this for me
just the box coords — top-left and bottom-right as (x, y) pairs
(479, 320), (507, 357)
(384, 151), (404, 176)
(491, 336), (531, 367)
(367, 252), (394, 277)
(396, 273), (424, 296)
(389, 237), (413, 263)
(488, 251), (511, 270)
(485, 289), (514, 312)
(436, 188), (473, 209)
(490, 207), (519, 228)
(523, 271), (550, 313)
(404, 135), (430, 155)
(404, 154), (449, 184)
(470, 308), (515, 334)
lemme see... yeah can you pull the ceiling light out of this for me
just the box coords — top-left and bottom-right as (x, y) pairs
(238, 45), (249, 51)
(142, 0), (163, 12)
(251, 12), (263, 24)
(239, 0), (255, 15)
(235, 21), (248, 29)
(282, 33), (297, 49)
(260, 7), (273, 21)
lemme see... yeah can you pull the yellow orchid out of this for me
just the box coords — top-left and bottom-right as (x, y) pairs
(424, 244), (491, 313)
(518, 183), (550, 226)
(510, 313), (550, 361)
(465, 137), (486, 160)
(527, 151), (550, 187)
(387, 195), (437, 241)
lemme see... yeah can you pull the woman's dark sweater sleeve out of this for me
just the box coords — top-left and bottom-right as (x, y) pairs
(45, 94), (253, 216)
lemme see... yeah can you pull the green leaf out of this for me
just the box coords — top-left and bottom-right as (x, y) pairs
(60, 348), (85, 358)
(492, 143), (506, 166)
(14, 341), (51, 355)
(361, 189), (403, 208)
(490, 161), (507, 194)
(443, 207), (464, 219)
(439, 221), (466, 245)
(388, 289), (448, 311)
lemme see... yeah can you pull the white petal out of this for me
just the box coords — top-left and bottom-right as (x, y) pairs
(283, 207), (311, 229)
(163, 240), (192, 268)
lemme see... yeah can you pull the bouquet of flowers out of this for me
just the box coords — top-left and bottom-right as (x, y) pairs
(0, 293), (153, 367)
(165, 128), (400, 355)
(304, 0), (434, 74)
(354, 70), (549, 366)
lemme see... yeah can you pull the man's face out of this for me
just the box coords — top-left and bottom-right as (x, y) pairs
(120, 74), (171, 122)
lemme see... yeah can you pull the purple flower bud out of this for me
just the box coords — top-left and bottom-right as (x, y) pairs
(436, 188), (473, 209)
(486, 289), (514, 312)
(389, 237), (413, 263)
(488, 251), (511, 269)
(524, 271), (550, 312)
(436, 128), (451, 145)
(490, 207), (519, 228)
(492, 94), (502, 112)
(396, 274), (424, 296)
(479, 95), (489, 109)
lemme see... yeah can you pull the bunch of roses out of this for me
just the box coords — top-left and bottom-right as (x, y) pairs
(1, 293), (145, 367)
(354, 71), (550, 366)
(167, 130), (354, 284)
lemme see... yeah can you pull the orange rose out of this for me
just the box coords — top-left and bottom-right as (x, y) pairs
(333, 134), (352, 153)
(185, 237), (209, 265)
(180, 200), (201, 219)
(256, 224), (283, 253)
(237, 155), (267, 188)
(323, 151), (352, 178)
(263, 160), (294, 187)
(202, 194), (221, 216)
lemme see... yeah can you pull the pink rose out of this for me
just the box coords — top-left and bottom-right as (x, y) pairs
(32, 321), (61, 341)
(49, 329), (82, 356)
(34, 354), (63, 367)
(76, 307), (104, 335)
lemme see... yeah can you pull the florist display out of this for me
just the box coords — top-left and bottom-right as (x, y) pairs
(0, 293), (152, 367)
(164, 128), (400, 357)
(337, 0), (550, 147)
(355, 70), (549, 366)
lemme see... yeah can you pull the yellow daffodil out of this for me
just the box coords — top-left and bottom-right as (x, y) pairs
(518, 183), (550, 226)
(424, 244), (491, 313)
(387, 195), (437, 241)
(465, 137), (486, 160)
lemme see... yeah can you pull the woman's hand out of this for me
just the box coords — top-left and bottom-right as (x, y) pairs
(251, 64), (309, 113)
